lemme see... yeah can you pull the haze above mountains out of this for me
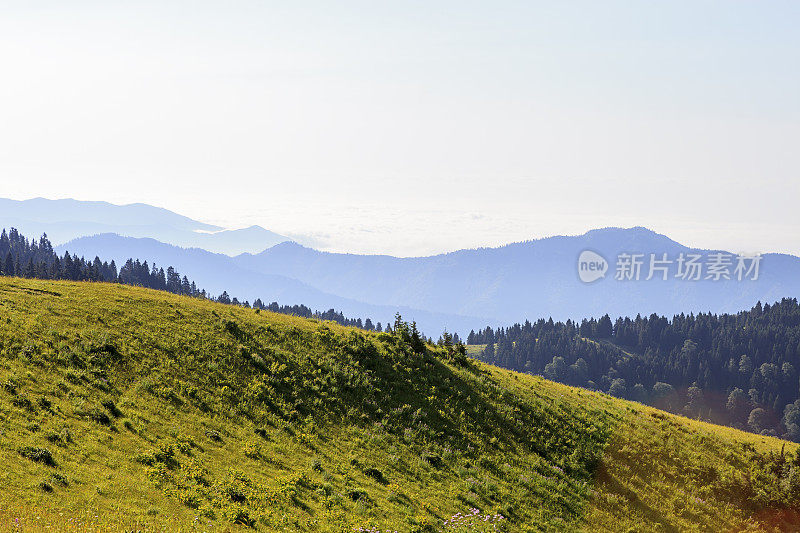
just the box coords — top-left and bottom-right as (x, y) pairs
(4, 197), (800, 335)
(0, 197), (289, 256)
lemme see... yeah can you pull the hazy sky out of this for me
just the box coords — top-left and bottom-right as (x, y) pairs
(1, 1), (798, 256)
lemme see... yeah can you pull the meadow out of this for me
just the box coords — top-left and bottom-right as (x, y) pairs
(0, 277), (798, 531)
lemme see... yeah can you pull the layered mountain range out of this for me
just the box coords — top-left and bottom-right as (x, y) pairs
(4, 197), (800, 335)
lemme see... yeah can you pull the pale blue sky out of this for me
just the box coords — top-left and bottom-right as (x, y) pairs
(1, 2), (798, 255)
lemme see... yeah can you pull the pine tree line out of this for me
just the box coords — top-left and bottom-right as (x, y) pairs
(249, 299), (386, 331)
(467, 301), (800, 441)
(0, 228), (378, 332)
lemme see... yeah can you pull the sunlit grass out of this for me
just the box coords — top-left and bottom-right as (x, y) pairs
(0, 277), (797, 531)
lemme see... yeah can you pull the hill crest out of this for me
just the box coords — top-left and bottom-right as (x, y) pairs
(0, 277), (798, 531)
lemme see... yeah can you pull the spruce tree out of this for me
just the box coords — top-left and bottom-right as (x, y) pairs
(5, 252), (15, 276)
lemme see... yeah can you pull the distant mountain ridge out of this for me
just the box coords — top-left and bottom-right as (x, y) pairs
(11, 199), (797, 335)
(234, 226), (800, 324)
(55, 233), (486, 335)
(0, 197), (290, 255)
(57, 226), (800, 336)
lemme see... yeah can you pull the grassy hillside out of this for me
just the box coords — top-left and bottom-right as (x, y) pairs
(0, 277), (799, 532)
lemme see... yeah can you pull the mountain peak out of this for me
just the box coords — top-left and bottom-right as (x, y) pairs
(583, 226), (660, 237)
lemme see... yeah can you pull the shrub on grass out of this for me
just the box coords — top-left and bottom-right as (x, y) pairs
(101, 399), (122, 417)
(243, 441), (261, 459)
(347, 488), (368, 501)
(422, 454), (443, 468)
(65, 369), (84, 384)
(363, 468), (386, 484)
(12, 395), (34, 411)
(135, 453), (156, 466)
(88, 408), (111, 425)
(137, 443), (177, 468)
(205, 429), (223, 442)
(19, 446), (56, 466)
(224, 485), (247, 503)
(221, 505), (253, 526)
(254, 427), (272, 440)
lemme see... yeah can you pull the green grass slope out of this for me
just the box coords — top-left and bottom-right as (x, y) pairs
(0, 277), (798, 532)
